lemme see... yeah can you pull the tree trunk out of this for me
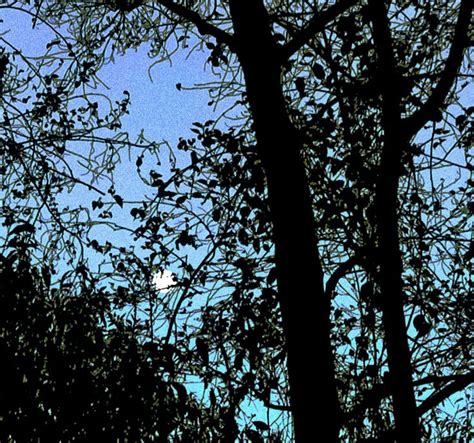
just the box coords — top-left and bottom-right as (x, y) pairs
(228, 1), (341, 440)
(369, 1), (421, 440)
(375, 128), (421, 443)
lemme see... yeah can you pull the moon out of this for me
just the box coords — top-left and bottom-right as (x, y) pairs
(152, 269), (176, 292)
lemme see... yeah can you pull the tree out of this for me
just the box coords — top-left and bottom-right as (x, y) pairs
(0, 247), (199, 441)
(2, 0), (473, 440)
(367, 0), (472, 439)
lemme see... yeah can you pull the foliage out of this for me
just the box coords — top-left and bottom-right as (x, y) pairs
(0, 0), (472, 441)
(0, 247), (196, 441)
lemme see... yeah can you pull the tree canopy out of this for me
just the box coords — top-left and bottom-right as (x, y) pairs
(1, 1), (472, 441)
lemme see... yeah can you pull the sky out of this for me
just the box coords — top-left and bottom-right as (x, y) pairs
(1, 6), (221, 273)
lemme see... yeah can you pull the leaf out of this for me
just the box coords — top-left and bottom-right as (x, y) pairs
(130, 207), (145, 219)
(92, 199), (103, 210)
(212, 209), (221, 222)
(253, 420), (270, 432)
(238, 229), (248, 245)
(464, 241), (474, 261)
(113, 194), (124, 208)
(176, 230), (195, 248)
(209, 388), (216, 407)
(176, 195), (187, 205)
(173, 382), (187, 405)
(295, 77), (306, 98)
(413, 314), (430, 337)
(266, 267), (277, 285)
(312, 62), (325, 80)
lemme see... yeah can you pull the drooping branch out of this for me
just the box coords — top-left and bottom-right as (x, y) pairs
(418, 372), (474, 416)
(281, 0), (357, 60)
(155, 0), (237, 51)
(403, 0), (473, 136)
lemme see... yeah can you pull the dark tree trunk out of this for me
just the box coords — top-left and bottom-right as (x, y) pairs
(228, 1), (341, 440)
(375, 128), (421, 443)
(369, 1), (421, 440)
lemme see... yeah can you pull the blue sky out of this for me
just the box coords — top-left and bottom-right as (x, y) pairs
(1, 6), (222, 265)
(0, 6), (215, 178)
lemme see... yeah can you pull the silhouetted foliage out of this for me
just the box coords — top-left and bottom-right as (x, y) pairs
(0, 247), (196, 441)
(1, 1), (472, 441)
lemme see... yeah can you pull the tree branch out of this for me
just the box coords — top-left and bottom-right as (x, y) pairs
(281, 0), (357, 60)
(414, 372), (473, 387)
(264, 401), (291, 411)
(403, 0), (473, 137)
(325, 255), (358, 298)
(369, 0), (421, 439)
(155, 0), (237, 51)
(418, 372), (474, 416)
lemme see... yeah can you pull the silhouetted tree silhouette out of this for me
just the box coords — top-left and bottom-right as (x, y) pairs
(0, 248), (193, 441)
(1, 1), (472, 441)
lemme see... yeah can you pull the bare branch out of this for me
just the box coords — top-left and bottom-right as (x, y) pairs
(325, 255), (358, 298)
(418, 372), (474, 416)
(264, 401), (291, 411)
(281, 0), (358, 60)
(414, 373), (473, 387)
(155, 0), (237, 51)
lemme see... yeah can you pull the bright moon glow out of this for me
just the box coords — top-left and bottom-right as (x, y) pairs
(152, 270), (176, 292)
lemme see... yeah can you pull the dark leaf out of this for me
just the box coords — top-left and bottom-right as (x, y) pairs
(113, 194), (124, 208)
